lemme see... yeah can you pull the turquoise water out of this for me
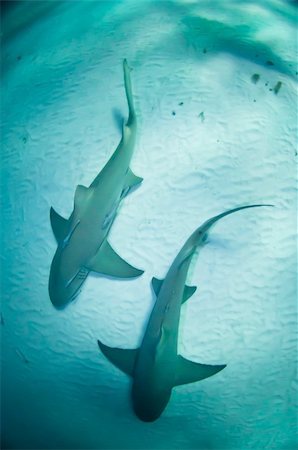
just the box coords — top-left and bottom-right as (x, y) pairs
(1, 1), (297, 449)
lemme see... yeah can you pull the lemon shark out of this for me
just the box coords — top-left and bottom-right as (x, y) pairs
(98, 204), (272, 422)
(49, 59), (143, 309)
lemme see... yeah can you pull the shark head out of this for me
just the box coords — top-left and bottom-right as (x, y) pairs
(132, 384), (171, 422)
(48, 252), (88, 309)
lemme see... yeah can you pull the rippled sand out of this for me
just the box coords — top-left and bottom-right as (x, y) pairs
(1, 1), (297, 449)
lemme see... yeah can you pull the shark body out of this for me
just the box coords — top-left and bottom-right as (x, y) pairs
(49, 60), (143, 309)
(98, 204), (272, 421)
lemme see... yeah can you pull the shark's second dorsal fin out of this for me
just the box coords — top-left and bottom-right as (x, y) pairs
(86, 240), (144, 278)
(97, 339), (138, 376)
(174, 355), (226, 387)
(182, 285), (197, 303)
(152, 277), (164, 296)
(50, 207), (69, 243)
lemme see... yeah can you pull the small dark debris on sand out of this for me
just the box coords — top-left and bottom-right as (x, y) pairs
(198, 111), (205, 122)
(251, 73), (260, 84)
(203, 48), (207, 54)
(273, 81), (282, 94)
(179, 102), (184, 106)
(266, 60), (274, 66)
(172, 111), (176, 116)
(16, 348), (30, 364)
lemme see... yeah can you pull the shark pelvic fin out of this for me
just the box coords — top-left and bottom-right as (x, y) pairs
(174, 355), (226, 386)
(97, 339), (138, 376)
(182, 285), (197, 303)
(86, 240), (144, 278)
(152, 277), (164, 296)
(50, 207), (69, 243)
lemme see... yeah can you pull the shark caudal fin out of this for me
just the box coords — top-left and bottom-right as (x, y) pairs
(123, 59), (135, 127)
(174, 355), (226, 386)
(198, 204), (274, 237)
(86, 239), (144, 278)
(183, 203), (274, 256)
(97, 340), (138, 376)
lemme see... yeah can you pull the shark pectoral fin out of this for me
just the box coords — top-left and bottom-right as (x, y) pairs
(174, 355), (226, 386)
(50, 207), (69, 243)
(182, 285), (197, 303)
(97, 339), (138, 376)
(74, 184), (89, 212)
(123, 168), (143, 195)
(86, 240), (144, 278)
(152, 277), (164, 296)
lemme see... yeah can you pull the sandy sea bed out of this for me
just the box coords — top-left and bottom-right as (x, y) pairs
(1, 1), (297, 449)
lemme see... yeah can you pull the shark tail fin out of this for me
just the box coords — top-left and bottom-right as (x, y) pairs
(123, 59), (135, 126)
(174, 355), (226, 386)
(187, 204), (274, 252)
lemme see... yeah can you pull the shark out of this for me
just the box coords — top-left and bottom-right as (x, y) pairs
(49, 59), (143, 309)
(98, 204), (272, 422)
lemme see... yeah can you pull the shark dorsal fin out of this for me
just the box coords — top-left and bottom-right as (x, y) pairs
(182, 285), (197, 303)
(152, 277), (164, 296)
(122, 168), (143, 196)
(74, 184), (89, 212)
(174, 355), (226, 387)
(97, 340), (138, 376)
(86, 240), (144, 278)
(50, 207), (69, 243)
(120, 168), (143, 199)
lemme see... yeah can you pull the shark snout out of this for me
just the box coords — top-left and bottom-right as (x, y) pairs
(134, 407), (162, 423)
(48, 281), (72, 310)
(132, 385), (171, 422)
(48, 268), (80, 310)
(49, 250), (88, 309)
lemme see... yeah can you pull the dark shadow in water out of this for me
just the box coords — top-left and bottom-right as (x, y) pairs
(112, 108), (124, 134)
(182, 14), (296, 80)
(151, 1), (297, 80)
(1, 0), (62, 43)
(1, 437), (12, 450)
(0, 0), (16, 14)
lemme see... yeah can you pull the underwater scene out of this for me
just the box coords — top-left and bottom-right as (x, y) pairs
(1, 0), (297, 449)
